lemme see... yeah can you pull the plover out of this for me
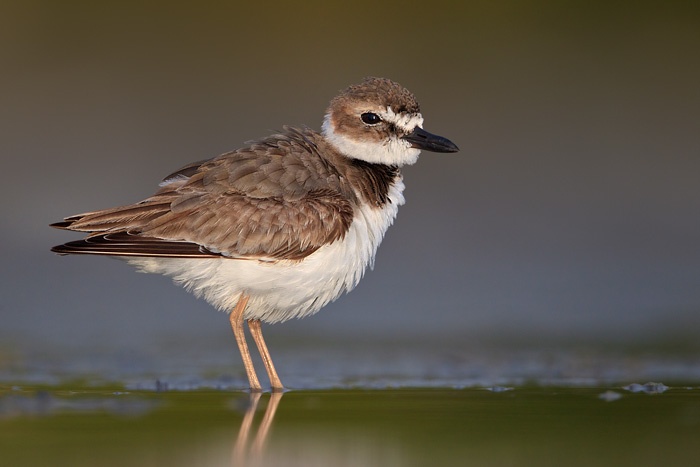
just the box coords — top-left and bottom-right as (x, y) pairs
(51, 77), (459, 391)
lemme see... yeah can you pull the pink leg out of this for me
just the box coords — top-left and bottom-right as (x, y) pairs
(229, 295), (262, 391)
(248, 319), (284, 391)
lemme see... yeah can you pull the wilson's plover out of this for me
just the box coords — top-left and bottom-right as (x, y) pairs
(52, 77), (459, 391)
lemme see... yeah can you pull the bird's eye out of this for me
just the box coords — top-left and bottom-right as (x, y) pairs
(361, 112), (382, 125)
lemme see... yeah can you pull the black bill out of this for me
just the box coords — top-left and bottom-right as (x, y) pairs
(401, 127), (459, 153)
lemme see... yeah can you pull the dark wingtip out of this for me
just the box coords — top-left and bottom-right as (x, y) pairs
(50, 221), (72, 229)
(50, 244), (70, 255)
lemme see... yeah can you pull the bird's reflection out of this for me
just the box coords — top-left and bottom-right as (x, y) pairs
(233, 391), (284, 464)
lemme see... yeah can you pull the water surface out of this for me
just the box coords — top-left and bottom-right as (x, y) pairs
(2, 384), (699, 466)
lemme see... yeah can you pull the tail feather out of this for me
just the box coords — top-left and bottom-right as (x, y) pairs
(50, 232), (221, 258)
(50, 198), (223, 259)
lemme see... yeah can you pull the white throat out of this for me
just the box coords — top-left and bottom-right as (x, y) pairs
(321, 114), (421, 166)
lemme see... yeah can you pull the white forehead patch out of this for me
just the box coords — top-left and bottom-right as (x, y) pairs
(379, 107), (424, 132)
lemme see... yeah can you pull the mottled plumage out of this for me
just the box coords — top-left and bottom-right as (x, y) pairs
(52, 126), (404, 261)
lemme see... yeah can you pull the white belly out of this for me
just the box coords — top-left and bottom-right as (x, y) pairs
(127, 179), (405, 323)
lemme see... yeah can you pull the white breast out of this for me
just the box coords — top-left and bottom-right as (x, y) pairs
(127, 178), (406, 323)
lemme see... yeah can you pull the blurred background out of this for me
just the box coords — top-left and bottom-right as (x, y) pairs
(1, 1), (699, 385)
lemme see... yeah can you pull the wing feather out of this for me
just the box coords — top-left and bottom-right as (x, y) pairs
(51, 128), (354, 261)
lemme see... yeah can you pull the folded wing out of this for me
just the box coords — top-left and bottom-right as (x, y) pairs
(51, 128), (354, 261)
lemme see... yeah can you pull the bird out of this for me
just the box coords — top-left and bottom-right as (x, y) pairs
(51, 77), (459, 392)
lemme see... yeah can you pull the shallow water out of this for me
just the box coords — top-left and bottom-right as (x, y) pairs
(2, 384), (700, 467)
(3, 336), (700, 466)
(4, 334), (700, 390)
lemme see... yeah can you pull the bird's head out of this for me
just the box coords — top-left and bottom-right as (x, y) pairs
(322, 77), (459, 166)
